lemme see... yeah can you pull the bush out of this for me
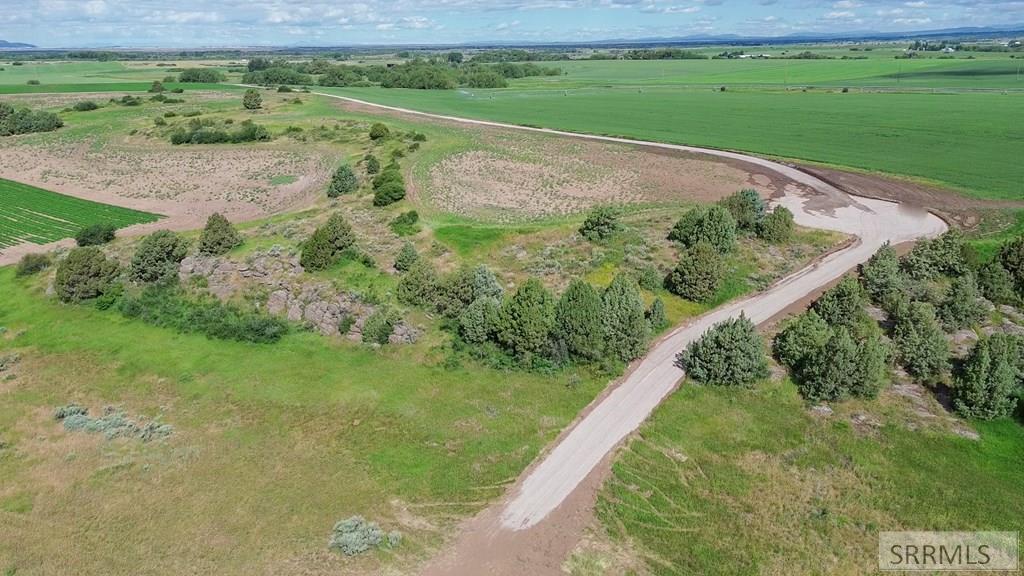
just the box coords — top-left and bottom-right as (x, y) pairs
(757, 206), (795, 243)
(365, 154), (381, 174)
(459, 297), (501, 345)
(54, 247), (120, 302)
(977, 261), (1018, 305)
(328, 516), (398, 556)
(242, 88), (262, 110)
(299, 213), (356, 272)
(435, 267), (478, 318)
(394, 242), (419, 272)
(579, 205), (621, 241)
(680, 314), (769, 387)
(646, 297), (668, 332)
(472, 265), (504, 300)
(892, 301), (949, 383)
(0, 102), (63, 136)
(73, 100), (99, 112)
(369, 122), (390, 140)
(118, 285), (287, 343)
(602, 274), (649, 362)
(664, 241), (723, 302)
(795, 327), (889, 402)
(130, 230), (188, 283)
(15, 253), (51, 277)
(177, 68), (226, 83)
(667, 205), (737, 253)
(938, 273), (984, 330)
(148, 80), (165, 93)
(719, 188), (764, 233)
(859, 242), (904, 305)
(362, 307), (398, 345)
(198, 213), (242, 256)
(277, 85), (293, 93)
(999, 236), (1024, 296)
(497, 278), (555, 357)
(327, 164), (359, 197)
(953, 334), (1021, 420)
(811, 276), (867, 330)
(901, 230), (968, 280)
(389, 210), (420, 236)
(396, 261), (440, 307)
(373, 181), (406, 206)
(75, 223), (116, 246)
(773, 310), (832, 370)
(553, 279), (604, 361)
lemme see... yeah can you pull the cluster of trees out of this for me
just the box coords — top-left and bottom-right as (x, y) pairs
(663, 190), (794, 302)
(242, 67), (313, 86)
(469, 49), (569, 63)
(623, 48), (706, 60)
(177, 68), (226, 83)
(372, 161), (407, 206)
(170, 119), (271, 145)
(0, 102), (63, 136)
(47, 214), (284, 342)
(395, 250), (661, 367)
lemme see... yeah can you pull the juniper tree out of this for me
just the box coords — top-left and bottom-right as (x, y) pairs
(601, 274), (649, 362)
(681, 314), (769, 388)
(299, 213), (356, 272)
(667, 205), (737, 253)
(953, 334), (1020, 420)
(393, 242), (419, 272)
(552, 279), (605, 361)
(497, 278), (555, 357)
(757, 206), (795, 243)
(938, 273), (984, 331)
(327, 164), (359, 197)
(664, 240), (723, 303)
(646, 297), (668, 332)
(55, 247), (120, 303)
(579, 205), (622, 241)
(811, 276), (867, 330)
(130, 230), (188, 283)
(198, 213), (242, 256)
(459, 297), (501, 345)
(242, 88), (262, 110)
(859, 242), (903, 305)
(892, 301), (949, 383)
(719, 188), (765, 233)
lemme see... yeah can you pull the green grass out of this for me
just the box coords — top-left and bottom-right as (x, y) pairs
(319, 85), (1023, 200)
(0, 267), (607, 574)
(595, 379), (1024, 575)
(0, 178), (159, 248)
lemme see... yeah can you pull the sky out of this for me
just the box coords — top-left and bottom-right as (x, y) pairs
(1, 0), (1021, 47)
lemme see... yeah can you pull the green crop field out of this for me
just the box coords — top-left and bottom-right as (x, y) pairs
(319, 85), (1023, 200)
(0, 179), (159, 248)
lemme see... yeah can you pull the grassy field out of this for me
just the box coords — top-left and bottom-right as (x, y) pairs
(319, 85), (1022, 200)
(588, 380), (1024, 575)
(0, 179), (159, 248)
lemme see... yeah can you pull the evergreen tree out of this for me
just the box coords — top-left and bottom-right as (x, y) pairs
(938, 273), (984, 330)
(812, 276), (867, 330)
(601, 274), (649, 362)
(497, 279), (555, 357)
(459, 297), (501, 344)
(999, 236), (1024, 296)
(795, 328), (860, 402)
(471, 265), (504, 300)
(242, 88), (262, 110)
(579, 205), (622, 241)
(719, 188), (765, 233)
(646, 297), (668, 332)
(757, 206), (795, 243)
(892, 301), (949, 383)
(859, 242), (904, 304)
(393, 242), (419, 272)
(667, 205), (737, 253)
(327, 164), (359, 197)
(552, 280), (605, 361)
(130, 230), (188, 283)
(55, 247), (120, 303)
(198, 213), (242, 256)
(396, 260), (440, 307)
(299, 213), (356, 271)
(365, 154), (381, 174)
(953, 334), (1020, 420)
(681, 314), (769, 387)
(772, 309), (832, 370)
(664, 240), (723, 303)
(977, 261), (1018, 306)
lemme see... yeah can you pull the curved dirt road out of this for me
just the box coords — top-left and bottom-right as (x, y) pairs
(314, 91), (949, 571)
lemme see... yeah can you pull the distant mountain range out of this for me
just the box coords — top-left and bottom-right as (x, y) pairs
(0, 39), (35, 49)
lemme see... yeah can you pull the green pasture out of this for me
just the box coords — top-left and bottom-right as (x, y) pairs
(320, 86), (1023, 200)
(0, 179), (159, 248)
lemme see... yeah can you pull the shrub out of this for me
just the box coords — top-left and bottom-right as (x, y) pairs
(602, 274), (649, 362)
(362, 307), (398, 345)
(938, 273), (984, 330)
(634, 264), (662, 292)
(396, 260), (440, 307)
(552, 279), (604, 361)
(148, 80), (165, 93)
(327, 164), (359, 197)
(472, 265), (504, 300)
(198, 213), (242, 256)
(977, 261), (1018, 305)
(579, 205), (621, 241)
(667, 205), (737, 253)
(242, 88), (262, 110)
(901, 230), (968, 280)
(15, 253), (51, 277)
(373, 181), (406, 206)
(118, 285), (287, 343)
(664, 240), (723, 302)
(999, 236), (1024, 296)
(435, 267), (477, 318)
(859, 242), (903, 304)
(389, 210), (420, 236)
(177, 68), (226, 83)
(646, 297), (668, 332)
(328, 516), (398, 556)
(497, 278), (555, 357)
(0, 103), (63, 136)
(130, 230), (188, 283)
(459, 297), (501, 344)
(394, 242), (419, 272)
(953, 334), (1020, 420)
(811, 276), (867, 330)
(772, 309), (832, 370)
(892, 301), (949, 383)
(365, 154), (381, 174)
(75, 223), (116, 246)
(757, 206), (795, 243)
(680, 314), (769, 387)
(299, 213), (356, 271)
(369, 122), (390, 140)
(154, 116), (167, 126)
(73, 100), (99, 112)
(277, 85), (293, 93)
(719, 188), (764, 233)
(54, 247), (120, 302)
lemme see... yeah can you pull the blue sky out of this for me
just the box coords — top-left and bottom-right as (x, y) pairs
(1, 0), (1021, 47)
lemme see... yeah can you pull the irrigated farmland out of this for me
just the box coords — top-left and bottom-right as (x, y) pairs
(0, 178), (159, 248)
